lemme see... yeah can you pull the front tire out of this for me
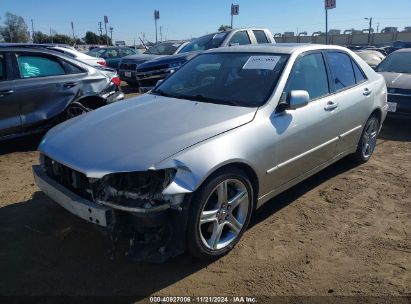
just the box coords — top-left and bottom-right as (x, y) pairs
(187, 168), (254, 259)
(353, 114), (380, 163)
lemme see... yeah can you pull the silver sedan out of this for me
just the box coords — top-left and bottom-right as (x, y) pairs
(33, 44), (387, 261)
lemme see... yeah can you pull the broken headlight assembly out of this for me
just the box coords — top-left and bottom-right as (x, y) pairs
(92, 169), (177, 212)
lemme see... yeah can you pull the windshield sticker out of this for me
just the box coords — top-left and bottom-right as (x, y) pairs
(242, 56), (281, 70)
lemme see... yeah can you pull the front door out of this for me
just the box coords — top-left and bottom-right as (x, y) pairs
(267, 52), (340, 188)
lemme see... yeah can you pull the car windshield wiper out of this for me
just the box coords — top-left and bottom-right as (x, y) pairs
(151, 89), (176, 98)
(175, 93), (241, 106)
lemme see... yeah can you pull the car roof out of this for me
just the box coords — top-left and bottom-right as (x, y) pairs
(205, 43), (349, 55)
(392, 48), (411, 53)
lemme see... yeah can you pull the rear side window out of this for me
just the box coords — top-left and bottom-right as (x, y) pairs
(253, 30), (269, 44)
(62, 61), (84, 74)
(352, 60), (366, 83)
(0, 54), (6, 80)
(229, 31), (251, 45)
(326, 52), (356, 91)
(285, 53), (330, 101)
(106, 49), (120, 58)
(17, 55), (65, 78)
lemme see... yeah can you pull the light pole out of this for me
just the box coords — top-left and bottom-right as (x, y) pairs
(365, 17), (373, 45)
(154, 10), (160, 44)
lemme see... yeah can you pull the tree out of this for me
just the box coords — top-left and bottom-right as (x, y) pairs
(84, 31), (100, 44)
(83, 31), (112, 45)
(33, 31), (51, 43)
(0, 12), (29, 42)
(218, 25), (232, 31)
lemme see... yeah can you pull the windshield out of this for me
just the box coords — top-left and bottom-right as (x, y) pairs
(145, 42), (183, 55)
(179, 32), (228, 53)
(87, 48), (106, 57)
(152, 52), (289, 107)
(377, 52), (411, 73)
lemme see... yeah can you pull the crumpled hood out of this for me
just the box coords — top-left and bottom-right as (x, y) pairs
(379, 72), (411, 90)
(40, 94), (257, 178)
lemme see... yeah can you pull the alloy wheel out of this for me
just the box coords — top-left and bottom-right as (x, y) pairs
(198, 178), (250, 251)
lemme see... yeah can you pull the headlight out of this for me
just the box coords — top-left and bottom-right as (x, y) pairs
(168, 61), (185, 69)
(92, 169), (177, 209)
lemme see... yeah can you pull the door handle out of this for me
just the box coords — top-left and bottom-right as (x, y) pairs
(363, 88), (372, 96)
(324, 101), (338, 111)
(63, 82), (79, 88)
(0, 90), (14, 97)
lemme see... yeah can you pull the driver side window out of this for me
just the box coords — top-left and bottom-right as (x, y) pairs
(284, 53), (330, 101)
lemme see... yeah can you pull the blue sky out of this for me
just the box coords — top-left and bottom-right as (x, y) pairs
(2, 0), (410, 44)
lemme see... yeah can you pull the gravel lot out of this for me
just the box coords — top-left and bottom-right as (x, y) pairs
(0, 85), (410, 300)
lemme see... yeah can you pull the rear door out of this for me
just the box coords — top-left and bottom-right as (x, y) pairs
(324, 51), (371, 154)
(0, 52), (22, 137)
(11, 51), (84, 131)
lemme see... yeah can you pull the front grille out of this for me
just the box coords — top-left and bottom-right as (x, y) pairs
(42, 155), (93, 201)
(137, 64), (168, 73)
(138, 78), (160, 88)
(119, 62), (137, 70)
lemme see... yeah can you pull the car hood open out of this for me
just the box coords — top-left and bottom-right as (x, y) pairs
(39, 94), (257, 178)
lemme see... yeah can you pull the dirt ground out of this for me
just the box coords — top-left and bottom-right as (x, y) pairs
(0, 86), (410, 301)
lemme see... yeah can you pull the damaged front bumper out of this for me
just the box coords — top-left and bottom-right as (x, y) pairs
(32, 164), (190, 262)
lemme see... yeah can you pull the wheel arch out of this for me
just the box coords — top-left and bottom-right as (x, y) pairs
(74, 95), (107, 110)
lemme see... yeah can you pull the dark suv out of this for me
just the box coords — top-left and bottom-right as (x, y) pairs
(118, 40), (188, 86)
(0, 45), (124, 140)
(136, 28), (275, 92)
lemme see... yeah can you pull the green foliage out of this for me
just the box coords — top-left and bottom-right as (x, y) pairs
(218, 25), (232, 31)
(0, 12), (30, 42)
(84, 31), (112, 45)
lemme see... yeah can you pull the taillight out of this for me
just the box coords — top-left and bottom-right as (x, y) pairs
(97, 60), (107, 66)
(111, 76), (121, 86)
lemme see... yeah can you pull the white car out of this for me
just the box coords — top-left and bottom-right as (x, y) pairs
(49, 46), (107, 67)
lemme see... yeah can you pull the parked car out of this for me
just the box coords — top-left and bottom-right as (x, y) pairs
(0, 45), (123, 140)
(136, 28), (276, 92)
(33, 44), (387, 261)
(354, 50), (385, 69)
(0, 43), (107, 67)
(376, 48), (411, 119)
(87, 47), (137, 70)
(384, 41), (411, 55)
(46, 45), (107, 67)
(118, 40), (188, 86)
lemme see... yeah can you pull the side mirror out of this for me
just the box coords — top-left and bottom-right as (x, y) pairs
(276, 90), (309, 113)
(288, 90), (309, 110)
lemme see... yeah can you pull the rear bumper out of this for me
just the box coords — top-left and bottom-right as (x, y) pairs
(32, 165), (112, 227)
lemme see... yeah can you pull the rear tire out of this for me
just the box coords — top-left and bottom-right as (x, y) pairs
(186, 167), (254, 259)
(352, 114), (380, 163)
(64, 102), (90, 120)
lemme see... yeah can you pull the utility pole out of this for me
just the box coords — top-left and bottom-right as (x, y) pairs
(376, 22), (380, 33)
(104, 16), (109, 46)
(31, 19), (35, 43)
(324, 0), (336, 44)
(160, 26), (163, 42)
(365, 17), (372, 45)
(98, 21), (103, 45)
(230, 4), (239, 29)
(8, 25), (13, 43)
(50, 28), (53, 44)
(109, 27), (113, 45)
(154, 10), (160, 43)
(71, 21), (75, 44)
